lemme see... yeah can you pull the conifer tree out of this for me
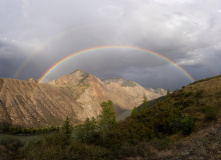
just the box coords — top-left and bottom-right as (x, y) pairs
(99, 100), (117, 143)
(131, 106), (138, 116)
(81, 117), (97, 143)
(167, 90), (170, 96)
(61, 117), (72, 145)
(141, 96), (148, 112)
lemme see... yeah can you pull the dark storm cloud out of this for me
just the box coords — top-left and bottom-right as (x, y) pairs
(0, 40), (27, 78)
(0, 0), (221, 90)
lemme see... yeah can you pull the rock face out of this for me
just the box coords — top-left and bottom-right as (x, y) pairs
(146, 88), (168, 96)
(28, 78), (37, 83)
(0, 70), (166, 128)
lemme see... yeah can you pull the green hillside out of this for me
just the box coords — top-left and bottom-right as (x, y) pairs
(117, 96), (167, 121)
(137, 95), (167, 111)
(112, 75), (221, 159)
(127, 74), (221, 135)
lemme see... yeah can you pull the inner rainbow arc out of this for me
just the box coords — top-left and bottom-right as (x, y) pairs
(37, 45), (195, 85)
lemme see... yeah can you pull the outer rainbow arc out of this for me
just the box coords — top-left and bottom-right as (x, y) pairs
(14, 21), (114, 79)
(37, 45), (195, 85)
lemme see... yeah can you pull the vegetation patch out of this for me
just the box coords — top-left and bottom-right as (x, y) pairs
(0, 124), (59, 135)
(0, 136), (24, 160)
(79, 73), (89, 83)
(201, 105), (219, 120)
(121, 80), (136, 87)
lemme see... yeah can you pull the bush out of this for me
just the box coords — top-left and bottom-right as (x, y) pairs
(183, 99), (195, 107)
(184, 91), (192, 98)
(25, 133), (110, 160)
(180, 116), (195, 135)
(148, 137), (172, 151)
(195, 89), (204, 98)
(68, 140), (110, 160)
(25, 138), (67, 160)
(118, 141), (151, 158)
(0, 136), (24, 152)
(201, 106), (219, 120)
(119, 142), (140, 157)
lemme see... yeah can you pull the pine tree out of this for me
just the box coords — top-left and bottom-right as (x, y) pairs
(81, 117), (97, 143)
(99, 100), (117, 143)
(167, 90), (170, 96)
(141, 96), (148, 112)
(61, 117), (72, 145)
(131, 106), (138, 116)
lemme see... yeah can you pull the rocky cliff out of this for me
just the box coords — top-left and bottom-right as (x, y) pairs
(0, 70), (166, 128)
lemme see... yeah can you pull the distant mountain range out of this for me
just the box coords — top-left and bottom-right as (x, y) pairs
(0, 70), (166, 128)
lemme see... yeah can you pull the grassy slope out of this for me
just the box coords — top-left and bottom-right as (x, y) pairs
(151, 74), (221, 133)
(174, 75), (221, 132)
(121, 75), (221, 159)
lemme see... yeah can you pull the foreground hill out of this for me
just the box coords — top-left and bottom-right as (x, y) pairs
(115, 75), (221, 159)
(0, 70), (165, 128)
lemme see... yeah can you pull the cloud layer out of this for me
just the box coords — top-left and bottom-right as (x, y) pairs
(1, 0), (221, 90)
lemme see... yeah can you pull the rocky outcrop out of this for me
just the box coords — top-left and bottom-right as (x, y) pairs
(28, 78), (37, 83)
(154, 88), (168, 96)
(0, 70), (166, 128)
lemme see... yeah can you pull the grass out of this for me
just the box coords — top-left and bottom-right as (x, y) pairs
(0, 129), (78, 145)
(0, 134), (37, 144)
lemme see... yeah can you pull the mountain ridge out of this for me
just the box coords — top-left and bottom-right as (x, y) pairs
(0, 70), (166, 128)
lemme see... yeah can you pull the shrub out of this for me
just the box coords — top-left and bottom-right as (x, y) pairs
(68, 140), (110, 160)
(25, 138), (67, 160)
(180, 116), (195, 135)
(148, 137), (172, 151)
(0, 137), (24, 152)
(201, 106), (219, 120)
(184, 91), (192, 98)
(119, 142), (140, 157)
(195, 89), (204, 98)
(183, 99), (194, 107)
(118, 141), (151, 158)
(25, 133), (110, 160)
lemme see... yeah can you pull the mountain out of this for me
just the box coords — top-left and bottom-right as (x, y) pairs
(0, 70), (166, 128)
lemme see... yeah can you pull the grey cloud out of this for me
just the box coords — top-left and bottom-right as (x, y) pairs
(0, 41), (27, 78)
(0, 0), (221, 90)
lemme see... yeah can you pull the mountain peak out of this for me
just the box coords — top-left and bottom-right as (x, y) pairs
(46, 69), (90, 85)
(69, 69), (89, 80)
(71, 69), (86, 75)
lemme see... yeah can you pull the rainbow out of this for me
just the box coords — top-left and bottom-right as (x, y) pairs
(37, 45), (195, 84)
(14, 22), (113, 79)
(26, 45), (195, 103)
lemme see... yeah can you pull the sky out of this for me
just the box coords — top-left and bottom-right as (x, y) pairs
(0, 0), (221, 90)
